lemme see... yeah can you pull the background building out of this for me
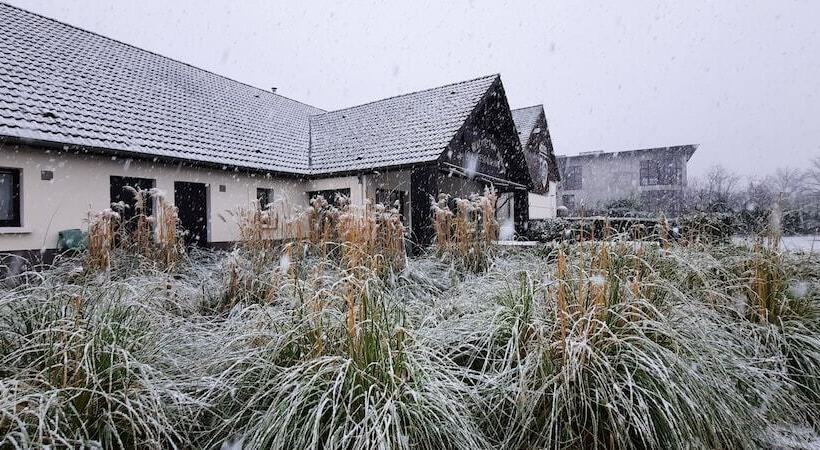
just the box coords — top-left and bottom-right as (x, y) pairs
(556, 145), (697, 216)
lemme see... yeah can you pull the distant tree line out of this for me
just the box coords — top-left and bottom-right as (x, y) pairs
(684, 157), (820, 235)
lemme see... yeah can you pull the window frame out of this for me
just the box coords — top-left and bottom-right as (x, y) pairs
(641, 158), (682, 186)
(0, 167), (21, 228)
(640, 159), (660, 186)
(659, 158), (682, 185)
(256, 187), (274, 210)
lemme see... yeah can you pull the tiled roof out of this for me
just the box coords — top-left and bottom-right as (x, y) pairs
(0, 3), (502, 176)
(510, 105), (543, 150)
(309, 75), (499, 173)
(0, 3), (324, 174)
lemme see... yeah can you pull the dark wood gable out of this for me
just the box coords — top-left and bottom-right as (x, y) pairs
(439, 79), (532, 190)
(522, 111), (561, 195)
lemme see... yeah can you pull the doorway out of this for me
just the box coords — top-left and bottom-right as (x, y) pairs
(174, 181), (208, 246)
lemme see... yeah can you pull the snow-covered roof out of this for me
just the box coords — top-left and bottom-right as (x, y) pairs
(557, 145), (698, 162)
(510, 105), (544, 150)
(310, 75), (499, 173)
(0, 3), (326, 174)
(0, 4), (508, 177)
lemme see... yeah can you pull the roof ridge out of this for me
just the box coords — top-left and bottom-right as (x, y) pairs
(511, 104), (544, 112)
(310, 73), (499, 117)
(0, 1), (325, 112)
(560, 144), (699, 156)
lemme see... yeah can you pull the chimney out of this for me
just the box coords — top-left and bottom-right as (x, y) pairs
(271, 87), (277, 94)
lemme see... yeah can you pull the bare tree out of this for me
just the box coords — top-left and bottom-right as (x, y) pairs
(806, 157), (820, 198)
(803, 157), (820, 232)
(766, 168), (805, 203)
(764, 167), (809, 233)
(686, 164), (740, 212)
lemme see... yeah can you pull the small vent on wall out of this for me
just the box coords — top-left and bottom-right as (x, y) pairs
(219, 184), (226, 192)
(41, 170), (54, 181)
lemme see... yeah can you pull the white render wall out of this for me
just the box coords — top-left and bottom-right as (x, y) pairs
(308, 170), (413, 227)
(528, 181), (557, 219)
(0, 145), (307, 251)
(0, 145), (545, 253)
(306, 175), (366, 207)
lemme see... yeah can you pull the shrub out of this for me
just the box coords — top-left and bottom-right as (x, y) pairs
(213, 273), (488, 450)
(679, 212), (737, 243)
(524, 218), (569, 242)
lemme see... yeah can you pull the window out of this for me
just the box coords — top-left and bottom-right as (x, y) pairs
(375, 189), (407, 220)
(307, 188), (351, 206)
(563, 166), (582, 190)
(640, 160), (659, 186)
(0, 168), (21, 227)
(561, 194), (575, 210)
(256, 188), (274, 210)
(659, 158), (682, 185)
(110, 176), (155, 226)
(641, 158), (682, 186)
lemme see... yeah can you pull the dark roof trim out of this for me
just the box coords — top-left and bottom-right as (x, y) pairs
(307, 160), (438, 180)
(557, 145), (698, 162)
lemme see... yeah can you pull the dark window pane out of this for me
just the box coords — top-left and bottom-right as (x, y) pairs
(307, 188), (351, 206)
(0, 168), (21, 227)
(257, 188), (273, 209)
(0, 173), (14, 221)
(376, 189), (407, 221)
(110, 176), (155, 225)
(561, 194), (575, 209)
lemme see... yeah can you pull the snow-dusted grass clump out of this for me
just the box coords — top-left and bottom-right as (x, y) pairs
(1, 238), (819, 449)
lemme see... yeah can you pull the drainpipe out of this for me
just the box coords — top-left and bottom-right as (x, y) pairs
(358, 173), (365, 207)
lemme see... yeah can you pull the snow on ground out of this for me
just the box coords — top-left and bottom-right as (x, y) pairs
(781, 235), (820, 253)
(733, 235), (820, 254)
(766, 424), (820, 450)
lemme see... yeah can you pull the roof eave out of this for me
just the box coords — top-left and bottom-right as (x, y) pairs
(0, 134), (310, 178)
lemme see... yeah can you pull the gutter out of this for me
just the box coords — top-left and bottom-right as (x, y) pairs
(441, 162), (528, 190)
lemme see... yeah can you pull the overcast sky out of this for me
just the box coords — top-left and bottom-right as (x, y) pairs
(9, 0), (820, 177)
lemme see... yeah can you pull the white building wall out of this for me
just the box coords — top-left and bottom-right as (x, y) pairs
(306, 175), (366, 206)
(528, 181), (558, 219)
(308, 170), (414, 227)
(0, 145), (537, 253)
(0, 145), (307, 251)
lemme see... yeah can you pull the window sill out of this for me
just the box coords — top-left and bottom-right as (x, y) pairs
(0, 227), (33, 235)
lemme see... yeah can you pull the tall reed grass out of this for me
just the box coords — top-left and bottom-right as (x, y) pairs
(432, 187), (498, 272)
(87, 187), (184, 272)
(2, 204), (819, 449)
